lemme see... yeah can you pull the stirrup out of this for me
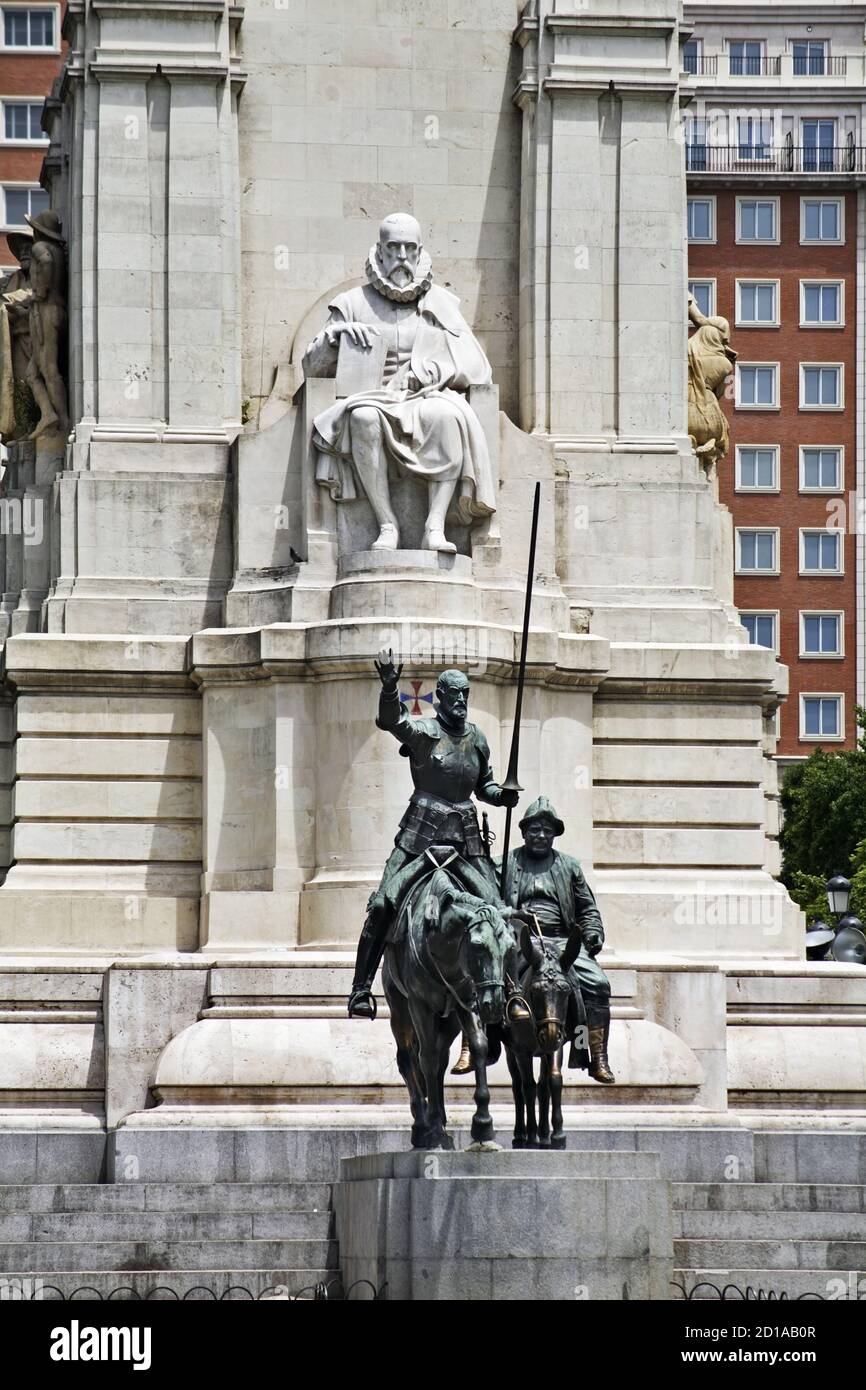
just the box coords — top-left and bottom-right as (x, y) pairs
(348, 987), (377, 1020)
(506, 992), (531, 1024)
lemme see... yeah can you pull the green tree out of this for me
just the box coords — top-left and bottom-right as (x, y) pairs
(780, 706), (866, 918)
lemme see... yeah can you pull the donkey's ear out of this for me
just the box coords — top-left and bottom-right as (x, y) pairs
(520, 922), (543, 967)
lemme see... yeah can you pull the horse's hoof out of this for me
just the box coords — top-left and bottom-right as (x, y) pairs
(512, 1138), (527, 1150)
(466, 1140), (503, 1153)
(424, 1130), (454, 1151)
(537, 1139), (551, 1150)
(551, 1135), (567, 1150)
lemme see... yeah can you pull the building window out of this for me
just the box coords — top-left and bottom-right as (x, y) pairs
(683, 38), (701, 74)
(736, 363), (778, 409)
(2, 184), (49, 228)
(1, 100), (44, 143)
(1, 7), (55, 48)
(729, 40), (764, 76)
(737, 528), (778, 573)
(793, 40), (828, 76)
(741, 611), (778, 651)
(800, 446), (842, 492)
(801, 198), (842, 244)
(736, 445), (778, 491)
(736, 280), (778, 326)
(800, 363), (843, 409)
(801, 612), (842, 658)
(802, 118), (836, 172)
(685, 116), (707, 171)
(800, 529), (842, 574)
(736, 197), (778, 243)
(737, 117), (772, 160)
(801, 694), (843, 740)
(687, 196), (715, 242)
(800, 281), (843, 327)
(688, 279), (715, 317)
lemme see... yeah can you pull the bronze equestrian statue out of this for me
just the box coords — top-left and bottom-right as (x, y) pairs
(347, 651), (526, 1022)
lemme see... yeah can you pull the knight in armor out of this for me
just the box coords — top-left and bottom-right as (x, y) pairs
(347, 651), (525, 1020)
(500, 797), (615, 1084)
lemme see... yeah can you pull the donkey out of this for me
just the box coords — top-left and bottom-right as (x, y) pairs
(503, 923), (573, 1149)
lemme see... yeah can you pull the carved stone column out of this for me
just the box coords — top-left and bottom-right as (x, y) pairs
(39, 0), (245, 636)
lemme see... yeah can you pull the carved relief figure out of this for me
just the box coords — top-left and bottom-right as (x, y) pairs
(687, 292), (737, 471)
(0, 231), (37, 441)
(0, 210), (67, 445)
(25, 210), (68, 441)
(302, 212), (496, 554)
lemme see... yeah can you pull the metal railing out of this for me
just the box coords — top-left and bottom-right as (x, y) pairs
(793, 55), (847, 77)
(683, 55), (718, 76)
(686, 144), (865, 175)
(728, 56), (782, 77)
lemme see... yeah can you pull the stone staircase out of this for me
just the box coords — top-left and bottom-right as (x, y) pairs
(0, 1182), (339, 1300)
(2, 1126), (866, 1300)
(672, 1181), (866, 1299)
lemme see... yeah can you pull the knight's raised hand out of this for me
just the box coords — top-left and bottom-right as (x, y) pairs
(374, 648), (403, 691)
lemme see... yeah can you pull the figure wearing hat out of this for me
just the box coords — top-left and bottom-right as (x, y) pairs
(489, 796), (615, 1084)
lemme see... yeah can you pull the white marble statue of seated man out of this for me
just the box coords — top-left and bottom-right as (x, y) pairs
(302, 212), (496, 554)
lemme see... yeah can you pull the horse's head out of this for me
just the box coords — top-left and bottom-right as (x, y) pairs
(520, 924), (571, 1054)
(425, 872), (513, 1024)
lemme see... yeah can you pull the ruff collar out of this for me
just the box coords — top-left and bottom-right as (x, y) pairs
(365, 245), (434, 304)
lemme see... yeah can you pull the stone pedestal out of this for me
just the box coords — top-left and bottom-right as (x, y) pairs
(334, 1149), (673, 1300)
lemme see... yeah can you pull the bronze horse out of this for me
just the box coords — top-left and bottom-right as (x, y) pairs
(382, 859), (518, 1150)
(503, 923), (573, 1149)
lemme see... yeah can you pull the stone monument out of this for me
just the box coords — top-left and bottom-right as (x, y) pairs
(0, 6), (859, 1307)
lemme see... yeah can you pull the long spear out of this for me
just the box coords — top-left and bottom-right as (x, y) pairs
(499, 480), (541, 899)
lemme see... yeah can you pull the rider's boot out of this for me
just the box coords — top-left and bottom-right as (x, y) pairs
(450, 1033), (473, 1074)
(586, 1001), (616, 1084)
(347, 900), (389, 1020)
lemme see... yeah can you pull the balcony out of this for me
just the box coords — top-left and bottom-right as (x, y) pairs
(686, 144), (866, 178)
(682, 50), (864, 87)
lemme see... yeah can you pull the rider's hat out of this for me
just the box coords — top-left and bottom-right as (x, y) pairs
(519, 795), (564, 838)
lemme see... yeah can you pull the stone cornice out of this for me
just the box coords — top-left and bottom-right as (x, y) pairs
(189, 621), (611, 691)
(90, 55), (232, 82)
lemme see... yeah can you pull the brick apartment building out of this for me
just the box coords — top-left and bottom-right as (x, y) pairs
(0, 2), (63, 270)
(684, 1), (866, 763)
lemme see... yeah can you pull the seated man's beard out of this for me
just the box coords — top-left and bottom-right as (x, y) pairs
(389, 262), (414, 286)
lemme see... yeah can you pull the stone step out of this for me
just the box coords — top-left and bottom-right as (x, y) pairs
(0, 1182), (332, 1213)
(0, 1210), (333, 1243)
(675, 1210), (866, 1240)
(0, 1269), (340, 1301)
(674, 1238), (866, 1271)
(673, 1268), (860, 1300)
(673, 1182), (866, 1213)
(0, 1238), (340, 1273)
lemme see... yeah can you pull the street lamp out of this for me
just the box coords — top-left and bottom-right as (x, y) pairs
(826, 874), (851, 916)
(824, 874), (866, 964)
